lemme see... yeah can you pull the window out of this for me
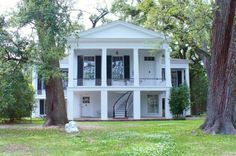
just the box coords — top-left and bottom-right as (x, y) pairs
(39, 99), (45, 115)
(82, 97), (90, 103)
(171, 71), (178, 87)
(83, 56), (95, 79)
(162, 68), (165, 81)
(144, 56), (155, 61)
(147, 95), (159, 113)
(112, 56), (124, 80)
(37, 75), (45, 94)
(61, 69), (68, 90)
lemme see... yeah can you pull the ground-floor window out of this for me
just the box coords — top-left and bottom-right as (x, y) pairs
(39, 99), (45, 115)
(147, 95), (159, 113)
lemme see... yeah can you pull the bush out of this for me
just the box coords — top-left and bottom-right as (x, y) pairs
(169, 83), (190, 119)
(0, 70), (34, 122)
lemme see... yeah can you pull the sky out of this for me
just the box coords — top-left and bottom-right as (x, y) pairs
(0, 0), (115, 29)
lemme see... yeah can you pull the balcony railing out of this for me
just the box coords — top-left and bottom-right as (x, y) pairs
(108, 78), (134, 86)
(139, 78), (166, 87)
(72, 78), (165, 87)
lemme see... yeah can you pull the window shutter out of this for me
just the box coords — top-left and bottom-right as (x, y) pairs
(107, 55), (112, 86)
(177, 70), (182, 86)
(162, 68), (165, 81)
(124, 55), (130, 80)
(77, 56), (83, 86)
(37, 75), (42, 91)
(39, 100), (45, 115)
(95, 56), (101, 86)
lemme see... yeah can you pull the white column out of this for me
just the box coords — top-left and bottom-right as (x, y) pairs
(162, 43), (172, 87)
(68, 47), (74, 87)
(185, 67), (190, 87)
(165, 90), (172, 119)
(32, 69), (37, 92)
(101, 90), (108, 120)
(102, 48), (107, 87)
(159, 94), (163, 117)
(185, 67), (191, 115)
(133, 90), (141, 119)
(133, 48), (139, 86)
(67, 90), (74, 120)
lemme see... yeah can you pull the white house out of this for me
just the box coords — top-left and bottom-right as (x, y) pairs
(31, 21), (190, 120)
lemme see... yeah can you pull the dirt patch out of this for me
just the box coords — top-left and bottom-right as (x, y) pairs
(78, 125), (105, 130)
(2, 144), (31, 154)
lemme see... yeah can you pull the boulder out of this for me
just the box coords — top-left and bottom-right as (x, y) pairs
(65, 121), (79, 133)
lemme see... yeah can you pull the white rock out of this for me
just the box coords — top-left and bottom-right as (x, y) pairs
(65, 121), (79, 133)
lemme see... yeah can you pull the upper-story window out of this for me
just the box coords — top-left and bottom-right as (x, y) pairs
(83, 56), (95, 80)
(37, 75), (45, 94)
(61, 69), (68, 90)
(171, 70), (183, 87)
(144, 56), (155, 61)
(112, 56), (124, 80)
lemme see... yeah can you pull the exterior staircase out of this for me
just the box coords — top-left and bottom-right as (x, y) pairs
(113, 92), (133, 118)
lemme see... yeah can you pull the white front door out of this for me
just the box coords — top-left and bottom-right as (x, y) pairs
(143, 61), (155, 78)
(81, 96), (92, 117)
(147, 95), (159, 114)
(141, 57), (156, 85)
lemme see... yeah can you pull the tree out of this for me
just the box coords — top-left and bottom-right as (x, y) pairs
(190, 63), (208, 115)
(200, 0), (236, 134)
(89, 7), (109, 28)
(17, 0), (72, 126)
(0, 16), (35, 122)
(169, 84), (190, 119)
(0, 68), (34, 122)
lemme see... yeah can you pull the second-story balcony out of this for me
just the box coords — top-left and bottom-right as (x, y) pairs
(70, 48), (169, 88)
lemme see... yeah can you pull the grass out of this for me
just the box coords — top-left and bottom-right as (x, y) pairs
(0, 119), (236, 156)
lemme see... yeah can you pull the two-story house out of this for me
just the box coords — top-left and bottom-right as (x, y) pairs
(31, 21), (190, 120)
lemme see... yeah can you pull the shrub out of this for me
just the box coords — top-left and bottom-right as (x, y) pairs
(0, 70), (34, 122)
(169, 83), (190, 119)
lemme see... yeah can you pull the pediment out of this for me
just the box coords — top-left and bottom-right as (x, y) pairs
(79, 21), (165, 39)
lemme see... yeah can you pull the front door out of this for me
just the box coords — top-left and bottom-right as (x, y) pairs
(81, 96), (92, 117)
(143, 61), (155, 78)
(141, 56), (156, 85)
(147, 95), (159, 114)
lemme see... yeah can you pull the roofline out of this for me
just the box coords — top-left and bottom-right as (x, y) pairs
(78, 20), (170, 41)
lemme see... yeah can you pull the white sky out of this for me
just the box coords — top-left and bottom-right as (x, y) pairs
(0, 0), (116, 29)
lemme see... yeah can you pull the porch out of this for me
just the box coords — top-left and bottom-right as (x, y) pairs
(67, 90), (172, 120)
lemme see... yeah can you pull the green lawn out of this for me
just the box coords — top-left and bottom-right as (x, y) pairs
(0, 119), (236, 156)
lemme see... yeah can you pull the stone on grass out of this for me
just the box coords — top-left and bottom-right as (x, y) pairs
(65, 121), (79, 133)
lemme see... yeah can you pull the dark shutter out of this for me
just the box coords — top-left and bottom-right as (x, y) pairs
(39, 100), (45, 115)
(177, 70), (182, 86)
(162, 68), (165, 81)
(124, 55), (130, 80)
(162, 98), (165, 117)
(77, 56), (83, 86)
(37, 76), (42, 91)
(107, 55), (112, 86)
(95, 56), (101, 86)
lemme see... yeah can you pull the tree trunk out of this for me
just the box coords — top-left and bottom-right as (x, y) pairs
(201, 0), (236, 134)
(43, 60), (68, 126)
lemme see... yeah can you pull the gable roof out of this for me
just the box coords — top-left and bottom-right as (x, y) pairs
(78, 20), (168, 40)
